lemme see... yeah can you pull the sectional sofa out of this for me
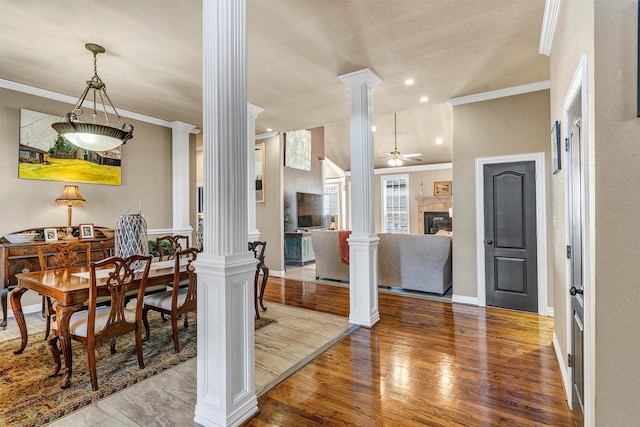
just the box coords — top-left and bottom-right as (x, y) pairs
(310, 230), (452, 295)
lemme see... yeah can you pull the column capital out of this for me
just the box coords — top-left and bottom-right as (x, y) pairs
(170, 121), (200, 135)
(247, 103), (264, 118)
(338, 68), (382, 89)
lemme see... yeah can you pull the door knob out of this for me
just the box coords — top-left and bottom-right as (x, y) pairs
(569, 286), (583, 296)
(486, 240), (493, 245)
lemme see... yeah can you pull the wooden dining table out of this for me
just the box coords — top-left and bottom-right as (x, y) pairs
(10, 260), (184, 389)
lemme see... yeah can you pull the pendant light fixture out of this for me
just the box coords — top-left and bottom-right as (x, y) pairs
(387, 113), (403, 167)
(51, 43), (133, 151)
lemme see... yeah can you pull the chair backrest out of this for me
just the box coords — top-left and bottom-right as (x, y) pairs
(248, 241), (267, 264)
(37, 242), (92, 271)
(88, 255), (152, 336)
(172, 248), (198, 310)
(100, 238), (116, 259)
(157, 235), (190, 261)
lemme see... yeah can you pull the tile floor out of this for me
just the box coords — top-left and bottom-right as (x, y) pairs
(1, 301), (351, 426)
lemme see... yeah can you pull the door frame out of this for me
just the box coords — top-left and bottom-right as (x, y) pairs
(475, 152), (548, 316)
(563, 54), (591, 424)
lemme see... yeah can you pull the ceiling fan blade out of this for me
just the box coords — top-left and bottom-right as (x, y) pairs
(403, 153), (423, 158)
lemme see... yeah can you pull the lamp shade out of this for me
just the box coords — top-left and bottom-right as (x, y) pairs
(55, 185), (86, 206)
(52, 122), (132, 151)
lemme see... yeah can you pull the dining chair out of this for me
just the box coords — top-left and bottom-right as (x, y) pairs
(100, 237), (115, 258)
(37, 242), (92, 340)
(47, 254), (153, 391)
(142, 248), (197, 353)
(248, 241), (269, 319)
(156, 235), (190, 261)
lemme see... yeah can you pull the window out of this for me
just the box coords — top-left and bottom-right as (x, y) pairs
(381, 175), (409, 233)
(324, 183), (339, 228)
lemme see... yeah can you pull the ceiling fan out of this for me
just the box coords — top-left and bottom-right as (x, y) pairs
(379, 113), (422, 166)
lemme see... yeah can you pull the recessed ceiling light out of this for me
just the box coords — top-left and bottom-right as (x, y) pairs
(435, 137), (443, 145)
(372, 126), (377, 132)
(420, 96), (429, 103)
(266, 128), (273, 132)
(404, 79), (415, 86)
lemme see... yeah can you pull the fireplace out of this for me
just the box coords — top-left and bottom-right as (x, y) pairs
(416, 195), (452, 234)
(424, 211), (452, 234)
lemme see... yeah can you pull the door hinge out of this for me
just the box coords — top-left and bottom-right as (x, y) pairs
(568, 353), (574, 368)
(566, 245), (572, 259)
(565, 137), (570, 152)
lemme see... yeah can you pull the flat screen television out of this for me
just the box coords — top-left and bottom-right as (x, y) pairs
(296, 192), (325, 228)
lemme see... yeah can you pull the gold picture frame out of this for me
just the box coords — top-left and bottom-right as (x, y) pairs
(434, 181), (452, 196)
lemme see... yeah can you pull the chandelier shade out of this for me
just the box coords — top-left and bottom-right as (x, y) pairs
(51, 43), (133, 152)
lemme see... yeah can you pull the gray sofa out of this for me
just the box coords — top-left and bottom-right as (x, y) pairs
(310, 230), (452, 295)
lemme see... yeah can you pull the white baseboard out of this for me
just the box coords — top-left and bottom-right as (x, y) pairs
(270, 270), (285, 278)
(553, 332), (570, 399)
(452, 294), (478, 305)
(546, 307), (555, 317)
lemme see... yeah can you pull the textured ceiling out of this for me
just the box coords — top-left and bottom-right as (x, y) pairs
(0, 1), (548, 170)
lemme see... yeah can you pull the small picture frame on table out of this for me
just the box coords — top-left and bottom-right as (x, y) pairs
(44, 228), (58, 242)
(79, 223), (95, 240)
(551, 120), (561, 174)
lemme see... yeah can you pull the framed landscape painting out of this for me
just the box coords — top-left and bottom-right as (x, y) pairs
(18, 109), (122, 185)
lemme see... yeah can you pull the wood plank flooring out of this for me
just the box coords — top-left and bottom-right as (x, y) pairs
(243, 276), (577, 427)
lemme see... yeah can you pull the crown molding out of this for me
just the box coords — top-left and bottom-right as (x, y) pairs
(0, 78), (199, 133)
(539, 0), (561, 56)
(446, 81), (550, 106)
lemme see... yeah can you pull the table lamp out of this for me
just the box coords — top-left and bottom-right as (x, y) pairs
(55, 185), (86, 240)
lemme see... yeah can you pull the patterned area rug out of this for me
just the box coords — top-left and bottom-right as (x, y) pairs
(0, 313), (275, 427)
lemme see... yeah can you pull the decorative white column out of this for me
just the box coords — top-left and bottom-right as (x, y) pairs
(170, 121), (198, 238)
(194, 1), (258, 426)
(247, 103), (263, 242)
(339, 68), (382, 327)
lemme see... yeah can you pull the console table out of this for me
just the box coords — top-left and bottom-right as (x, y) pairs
(284, 231), (315, 266)
(0, 226), (112, 328)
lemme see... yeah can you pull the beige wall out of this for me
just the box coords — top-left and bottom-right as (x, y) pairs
(548, 0), (595, 420)
(550, 2), (640, 424)
(1, 88), (185, 307)
(451, 90), (551, 302)
(256, 134), (284, 273)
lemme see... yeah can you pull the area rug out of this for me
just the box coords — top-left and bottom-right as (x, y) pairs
(0, 313), (275, 427)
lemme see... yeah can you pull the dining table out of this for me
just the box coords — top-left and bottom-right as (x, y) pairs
(10, 259), (186, 389)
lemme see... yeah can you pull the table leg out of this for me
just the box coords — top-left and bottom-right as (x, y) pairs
(9, 287), (29, 354)
(55, 302), (83, 389)
(1, 287), (8, 329)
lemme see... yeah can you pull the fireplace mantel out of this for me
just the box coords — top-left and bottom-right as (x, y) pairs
(416, 195), (452, 234)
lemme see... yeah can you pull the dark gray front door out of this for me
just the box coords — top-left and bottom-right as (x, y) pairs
(484, 161), (538, 312)
(568, 113), (585, 425)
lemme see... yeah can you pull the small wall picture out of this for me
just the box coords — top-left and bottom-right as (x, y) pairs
(44, 228), (58, 242)
(551, 120), (561, 174)
(79, 223), (95, 240)
(434, 181), (452, 196)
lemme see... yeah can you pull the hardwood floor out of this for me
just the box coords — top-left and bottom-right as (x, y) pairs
(244, 276), (577, 426)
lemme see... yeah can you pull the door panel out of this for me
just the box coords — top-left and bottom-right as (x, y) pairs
(568, 115), (584, 424)
(484, 161), (538, 312)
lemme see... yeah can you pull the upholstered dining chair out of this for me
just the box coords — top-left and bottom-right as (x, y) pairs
(248, 241), (269, 319)
(156, 235), (190, 261)
(37, 242), (92, 339)
(142, 248), (198, 353)
(47, 254), (152, 391)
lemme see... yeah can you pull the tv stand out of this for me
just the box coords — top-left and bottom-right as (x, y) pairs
(284, 231), (315, 266)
